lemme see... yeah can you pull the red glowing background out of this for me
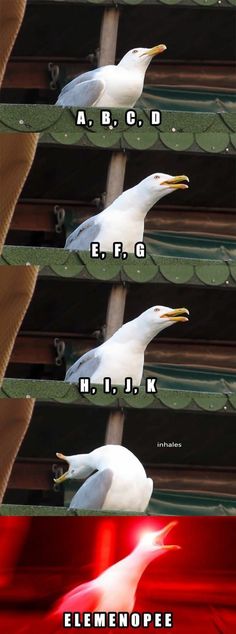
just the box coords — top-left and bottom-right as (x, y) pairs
(0, 516), (235, 633)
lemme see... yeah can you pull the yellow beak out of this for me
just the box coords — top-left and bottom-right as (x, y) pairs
(142, 44), (167, 57)
(54, 452), (69, 484)
(154, 521), (180, 551)
(161, 175), (189, 190)
(161, 307), (189, 322)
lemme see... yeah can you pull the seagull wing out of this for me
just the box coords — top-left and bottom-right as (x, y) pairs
(58, 68), (101, 98)
(65, 216), (101, 250)
(57, 73), (105, 106)
(42, 583), (103, 633)
(65, 348), (102, 383)
(69, 469), (113, 510)
(55, 581), (102, 612)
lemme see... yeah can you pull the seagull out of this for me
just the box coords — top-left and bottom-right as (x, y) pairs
(41, 522), (180, 633)
(65, 173), (189, 252)
(65, 305), (189, 385)
(54, 445), (153, 511)
(56, 45), (167, 107)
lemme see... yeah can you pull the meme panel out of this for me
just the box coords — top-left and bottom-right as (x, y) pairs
(0, 0), (236, 632)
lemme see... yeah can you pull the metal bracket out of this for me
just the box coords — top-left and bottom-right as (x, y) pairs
(91, 328), (104, 344)
(92, 194), (105, 212)
(54, 338), (66, 366)
(53, 204), (65, 234)
(87, 49), (99, 66)
(48, 62), (60, 90)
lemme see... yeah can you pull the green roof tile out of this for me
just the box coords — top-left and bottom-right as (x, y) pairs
(0, 106), (235, 153)
(1, 378), (235, 412)
(1, 246), (236, 287)
(1, 488), (236, 516)
(29, 0), (236, 7)
(0, 504), (144, 516)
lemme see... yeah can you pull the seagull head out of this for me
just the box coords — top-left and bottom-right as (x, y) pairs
(139, 172), (189, 203)
(54, 452), (92, 483)
(137, 521), (180, 556)
(140, 305), (189, 336)
(119, 45), (167, 71)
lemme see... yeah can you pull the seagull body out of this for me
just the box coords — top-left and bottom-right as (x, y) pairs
(65, 173), (189, 252)
(54, 445), (153, 511)
(58, 65), (142, 108)
(41, 522), (179, 633)
(56, 45), (166, 108)
(65, 305), (189, 385)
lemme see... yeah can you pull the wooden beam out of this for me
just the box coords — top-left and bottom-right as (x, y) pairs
(7, 458), (57, 490)
(11, 199), (236, 238)
(3, 59), (236, 92)
(2, 60), (53, 89)
(8, 459), (236, 496)
(146, 206), (236, 239)
(104, 158), (128, 445)
(105, 409), (125, 445)
(146, 339), (236, 371)
(11, 202), (56, 232)
(95, 7), (127, 444)
(146, 62), (236, 92)
(10, 335), (236, 371)
(104, 152), (127, 210)
(148, 465), (236, 497)
(98, 9), (120, 67)
(10, 336), (55, 364)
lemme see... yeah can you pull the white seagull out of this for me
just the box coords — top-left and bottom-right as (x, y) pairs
(65, 173), (189, 252)
(41, 522), (179, 633)
(54, 445), (153, 511)
(65, 305), (189, 385)
(56, 45), (166, 107)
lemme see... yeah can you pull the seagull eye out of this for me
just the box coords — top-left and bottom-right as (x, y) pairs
(132, 49), (138, 54)
(154, 307), (160, 312)
(154, 175), (160, 179)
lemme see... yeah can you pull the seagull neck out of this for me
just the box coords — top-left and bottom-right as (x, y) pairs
(108, 185), (158, 219)
(118, 60), (147, 76)
(87, 452), (100, 471)
(129, 318), (162, 350)
(74, 455), (95, 478)
(87, 449), (114, 472)
(112, 318), (162, 352)
(112, 548), (158, 587)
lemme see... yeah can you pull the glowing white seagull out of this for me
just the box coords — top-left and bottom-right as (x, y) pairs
(54, 445), (153, 511)
(56, 45), (166, 108)
(65, 305), (189, 385)
(42, 522), (180, 633)
(65, 173), (189, 252)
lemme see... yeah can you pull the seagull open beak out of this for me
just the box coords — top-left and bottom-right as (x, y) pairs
(154, 521), (180, 551)
(54, 452), (69, 483)
(161, 175), (189, 190)
(161, 307), (189, 322)
(141, 44), (167, 57)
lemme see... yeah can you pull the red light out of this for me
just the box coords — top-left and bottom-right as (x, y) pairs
(93, 519), (116, 576)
